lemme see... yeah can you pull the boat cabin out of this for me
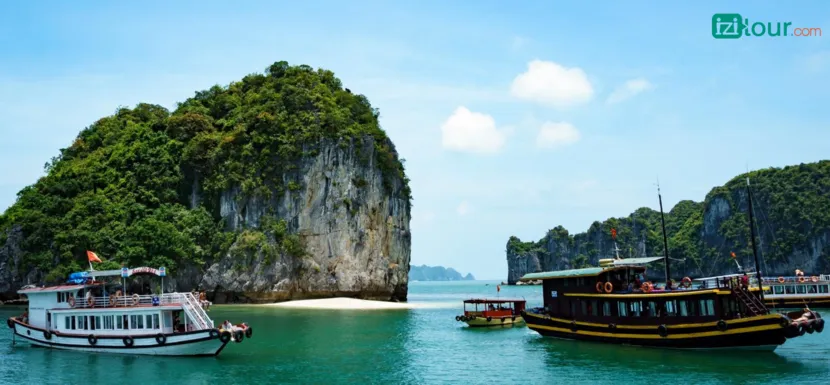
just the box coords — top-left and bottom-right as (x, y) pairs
(762, 275), (830, 297)
(463, 298), (526, 320)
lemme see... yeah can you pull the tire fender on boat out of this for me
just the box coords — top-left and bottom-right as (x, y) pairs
(717, 320), (728, 332)
(155, 333), (167, 345)
(43, 330), (52, 340)
(455, 316), (461, 321)
(219, 331), (231, 343)
(570, 320), (577, 332)
(511, 316), (516, 322)
(233, 330), (244, 343)
(486, 317), (492, 322)
(797, 323), (807, 336)
(6, 318), (13, 329)
(815, 319), (825, 333)
(779, 318), (789, 328)
(245, 326), (253, 338)
(210, 329), (220, 339)
(88, 334), (97, 346)
(805, 321), (815, 334)
(657, 324), (668, 338)
(123, 336), (134, 347)
(608, 323), (616, 331)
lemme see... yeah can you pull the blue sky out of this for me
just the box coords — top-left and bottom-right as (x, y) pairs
(1, 1), (828, 280)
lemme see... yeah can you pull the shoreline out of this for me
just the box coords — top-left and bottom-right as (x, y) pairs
(261, 297), (454, 310)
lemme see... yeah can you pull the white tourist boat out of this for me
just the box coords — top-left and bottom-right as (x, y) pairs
(5, 265), (252, 356)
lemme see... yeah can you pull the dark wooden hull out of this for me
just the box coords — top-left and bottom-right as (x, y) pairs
(764, 296), (830, 308)
(521, 311), (790, 350)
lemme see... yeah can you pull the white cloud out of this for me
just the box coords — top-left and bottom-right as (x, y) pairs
(606, 78), (654, 104)
(456, 201), (471, 216)
(509, 60), (594, 108)
(536, 122), (580, 149)
(440, 106), (507, 154)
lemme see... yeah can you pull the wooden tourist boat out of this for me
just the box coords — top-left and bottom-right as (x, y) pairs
(520, 179), (825, 351)
(6, 262), (253, 356)
(455, 298), (526, 327)
(760, 274), (830, 308)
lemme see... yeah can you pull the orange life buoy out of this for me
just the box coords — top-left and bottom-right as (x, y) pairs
(604, 282), (613, 293)
(798, 276), (806, 283)
(596, 282), (604, 293)
(68, 296), (76, 307)
(778, 276), (785, 283)
(811, 276), (818, 283)
(642, 282), (653, 293)
(681, 277), (692, 288)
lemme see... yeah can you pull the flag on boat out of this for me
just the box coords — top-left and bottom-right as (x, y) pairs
(730, 251), (736, 259)
(87, 250), (102, 263)
(611, 228), (617, 239)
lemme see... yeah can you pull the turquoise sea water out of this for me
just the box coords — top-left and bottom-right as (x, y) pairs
(1, 281), (829, 384)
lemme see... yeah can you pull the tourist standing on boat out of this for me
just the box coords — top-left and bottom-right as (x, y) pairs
(740, 273), (750, 290)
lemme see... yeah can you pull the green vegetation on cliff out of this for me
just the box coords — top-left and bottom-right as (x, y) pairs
(507, 161), (830, 277)
(0, 61), (411, 283)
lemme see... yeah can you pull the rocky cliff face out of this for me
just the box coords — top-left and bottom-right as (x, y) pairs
(192, 137), (411, 302)
(506, 162), (830, 283)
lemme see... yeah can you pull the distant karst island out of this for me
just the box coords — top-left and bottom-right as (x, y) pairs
(409, 265), (475, 281)
(0, 61), (412, 304)
(506, 161), (830, 284)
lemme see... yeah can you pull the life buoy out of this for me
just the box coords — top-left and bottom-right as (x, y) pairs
(88, 334), (97, 345)
(778, 276), (785, 283)
(219, 331), (231, 343)
(604, 282), (613, 293)
(233, 330), (244, 343)
(811, 276), (819, 283)
(595, 282), (604, 293)
(657, 324), (668, 338)
(155, 333), (167, 345)
(68, 296), (76, 307)
(681, 277), (692, 288)
(131, 294), (140, 306)
(109, 295), (117, 307)
(798, 276), (806, 283)
(210, 329), (220, 339)
(87, 296), (95, 307)
(717, 320), (728, 332)
(43, 330), (52, 340)
(245, 327), (253, 338)
(123, 336), (134, 347)
(642, 282), (653, 293)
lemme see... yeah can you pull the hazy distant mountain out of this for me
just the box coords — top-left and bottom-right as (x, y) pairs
(409, 265), (476, 281)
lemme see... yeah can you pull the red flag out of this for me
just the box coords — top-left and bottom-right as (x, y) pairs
(497, 285), (501, 292)
(87, 250), (102, 263)
(730, 251), (736, 259)
(611, 228), (617, 239)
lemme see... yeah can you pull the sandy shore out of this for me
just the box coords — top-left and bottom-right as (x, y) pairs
(265, 297), (453, 310)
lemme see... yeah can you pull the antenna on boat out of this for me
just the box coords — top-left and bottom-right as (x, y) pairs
(746, 175), (765, 304)
(656, 179), (672, 287)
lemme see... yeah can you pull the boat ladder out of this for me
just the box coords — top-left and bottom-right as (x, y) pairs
(180, 292), (213, 330)
(732, 286), (768, 316)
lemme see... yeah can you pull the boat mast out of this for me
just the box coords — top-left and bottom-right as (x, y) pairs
(746, 177), (764, 302)
(657, 183), (671, 285)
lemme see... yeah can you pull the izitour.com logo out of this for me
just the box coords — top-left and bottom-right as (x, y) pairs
(712, 13), (822, 39)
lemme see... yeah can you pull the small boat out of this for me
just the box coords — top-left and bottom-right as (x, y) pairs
(761, 273), (830, 308)
(6, 263), (253, 356)
(455, 298), (526, 327)
(519, 179), (825, 350)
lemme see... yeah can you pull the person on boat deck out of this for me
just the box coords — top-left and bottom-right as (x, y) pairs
(792, 308), (813, 324)
(222, 320), (233, 331)
(20, 310), (28, 324)
(633, 275), (642, 289)
(740, 273), (749, 290)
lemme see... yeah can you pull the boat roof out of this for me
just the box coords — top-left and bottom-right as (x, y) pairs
(18, 284), (93, 294)
(463, 298), (525, 304)
(519, 257), (662, 281)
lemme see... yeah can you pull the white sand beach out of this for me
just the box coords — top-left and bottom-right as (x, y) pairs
(265, 297), (454, 310)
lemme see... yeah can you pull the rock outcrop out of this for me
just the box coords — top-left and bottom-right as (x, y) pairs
(0, 61), (412, 303)
(409, 264), (475, 281)
(506, 161), (830, 283)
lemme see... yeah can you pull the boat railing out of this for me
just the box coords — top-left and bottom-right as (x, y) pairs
(69, 292), (214, 330)
(761, 274), (830, 283)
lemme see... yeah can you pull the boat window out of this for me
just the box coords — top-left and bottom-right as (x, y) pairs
(130, 315), (138, 329)
(569, 301), (576, 316)
(665, 300), (677, 316)
(705, 299), (715, 316)
(163, 312), (172, 328)
(820, 285), (829, 294)
(90, 316), (96, 331)
(796, 285), (807, 294)
(116, 315), (123, 329)
(774, 286), (784, 295)
(602, 301), (611, 317)
(629, 301), (642, 317)
(617, 301), (628, 317)
(138, 314), (145, 329)
(808, 285), (817, 294)
(678, 300), (689, 316)
(64, 316), (70, 330)
(589, 300), (598, 316)
(646, 301), (657, 317)
(146, 315), (153, 329)
(785, 286), (795, 294)
(71, 316), (76, 330)
(763, 287), (772, 295)
(580, 300), (588, 316)
(153, 314), (160, 329)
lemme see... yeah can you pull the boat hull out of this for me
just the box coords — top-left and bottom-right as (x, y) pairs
(764, 296), (830, 308)
(464, 316), (525, 328)
(521, 311), (789, 350)
(8, 318), (230, 356)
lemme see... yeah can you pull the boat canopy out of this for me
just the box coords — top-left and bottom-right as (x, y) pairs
(463, 298), (525, 304)
(520, 267), (606, 281)
(611, 257), (663, 266)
